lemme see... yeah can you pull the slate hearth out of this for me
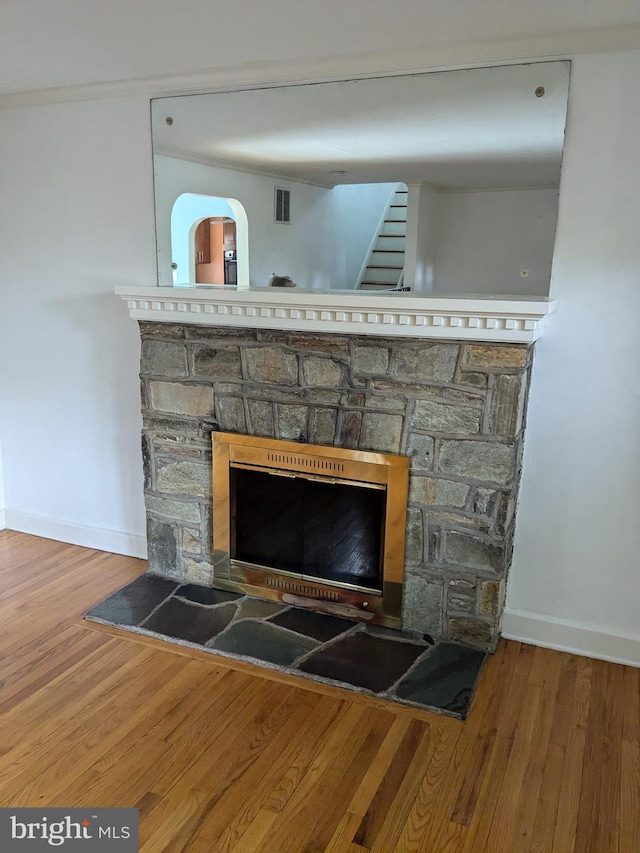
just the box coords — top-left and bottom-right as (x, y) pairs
(86, 573), (486, 719)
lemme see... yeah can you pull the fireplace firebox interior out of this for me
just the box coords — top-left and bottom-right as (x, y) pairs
(232, 467), (385, 590)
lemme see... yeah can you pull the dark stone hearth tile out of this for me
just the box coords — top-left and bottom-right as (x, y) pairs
(235, 599), (287, 620)
(87, 573), (179, 626)
(211, 620), (318, 666)
(299, 633), (424, 693)
(176, 584), (243, 606)
(394, 642), (486, 718)
(142, 599), (237, 645)
(268, 609), (354, 643)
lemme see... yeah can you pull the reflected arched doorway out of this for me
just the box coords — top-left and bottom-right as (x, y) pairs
(170, 193), (250, 288)
(192, 216), (237, 285)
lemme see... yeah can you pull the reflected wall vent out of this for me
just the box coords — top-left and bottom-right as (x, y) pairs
(275, 187), (291, 223)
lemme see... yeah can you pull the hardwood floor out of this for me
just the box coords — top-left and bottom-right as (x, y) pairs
(0, 529), (638, 852)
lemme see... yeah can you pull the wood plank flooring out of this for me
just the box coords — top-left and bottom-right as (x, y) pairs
(0, 529), (638, 852)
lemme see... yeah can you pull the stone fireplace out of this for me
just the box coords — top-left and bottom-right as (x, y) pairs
(133, 296), (538, 652)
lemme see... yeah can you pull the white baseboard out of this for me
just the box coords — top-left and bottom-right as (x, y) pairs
(0, 508), (5, 530)
(502, 607), (640, 668)
(4, 510), (147, 560)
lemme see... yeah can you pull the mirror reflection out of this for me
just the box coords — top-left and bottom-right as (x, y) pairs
(152, 61), (570, 297)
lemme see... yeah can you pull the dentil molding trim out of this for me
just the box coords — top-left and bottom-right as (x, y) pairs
(116, 286), (556, 343)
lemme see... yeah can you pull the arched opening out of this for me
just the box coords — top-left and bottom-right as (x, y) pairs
(170, 193), (250, 288)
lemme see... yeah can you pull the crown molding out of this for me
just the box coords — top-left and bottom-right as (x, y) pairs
(2, 24), (640, 110)
(115, 286), (556, 344)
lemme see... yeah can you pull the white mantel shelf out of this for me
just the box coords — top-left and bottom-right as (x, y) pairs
(116, 286), (556, 344)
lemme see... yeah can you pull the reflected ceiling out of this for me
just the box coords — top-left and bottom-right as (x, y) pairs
(152, 62), (570, 190)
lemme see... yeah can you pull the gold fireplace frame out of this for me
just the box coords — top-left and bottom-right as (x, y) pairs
(211, 432), (409, 628)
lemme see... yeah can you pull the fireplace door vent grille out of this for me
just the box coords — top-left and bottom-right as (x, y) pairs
(267, 452), (344, 473)
(266, 577), (340, 600)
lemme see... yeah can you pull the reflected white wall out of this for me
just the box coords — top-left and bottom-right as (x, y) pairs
(433, 188), (559, 296)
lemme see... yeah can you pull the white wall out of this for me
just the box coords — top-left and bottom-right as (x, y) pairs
(406, 183), (439, 293)
(433, 188), (559, 296)
(503, 52), (640, 665)
(0, 97), (156, 556)
(0, 49), (639, 664)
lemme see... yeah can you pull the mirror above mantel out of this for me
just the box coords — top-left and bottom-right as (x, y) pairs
(151, 60), (570, 300)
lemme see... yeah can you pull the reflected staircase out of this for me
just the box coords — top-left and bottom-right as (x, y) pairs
(357, 187), (407, 291)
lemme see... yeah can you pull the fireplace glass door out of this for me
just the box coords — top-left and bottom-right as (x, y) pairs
(231, 466), (385, 592)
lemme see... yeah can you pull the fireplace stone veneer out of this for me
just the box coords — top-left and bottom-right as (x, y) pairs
(139, 322), (532, 651)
